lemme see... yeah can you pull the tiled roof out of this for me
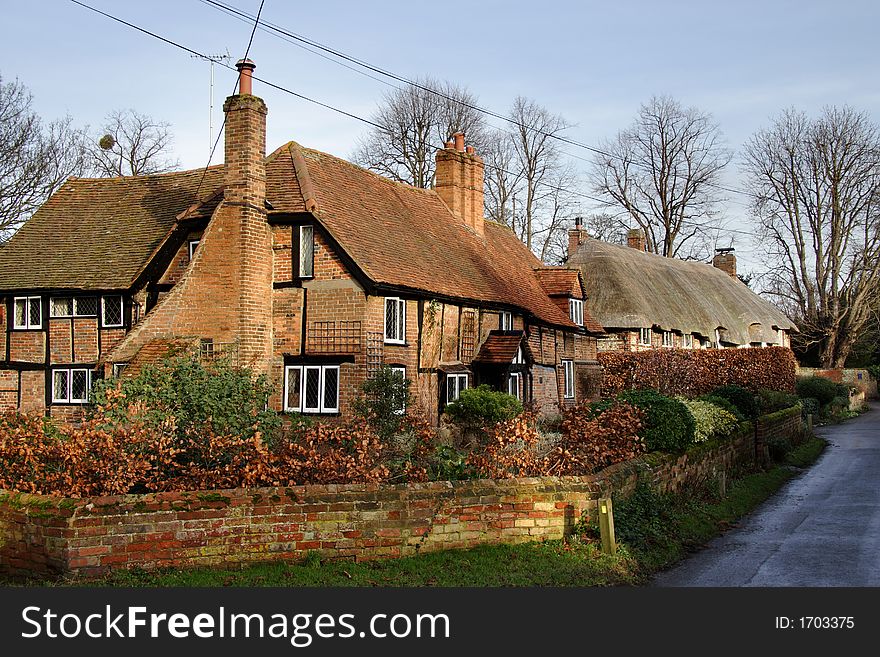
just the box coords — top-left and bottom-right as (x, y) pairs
(0, 167), (224, 291)
(474, 331), (525, 364)
(568, 237), (796, 344)
(289, 143), (589, 330)
(533, 267), (582, 297)
(122, 337), (198, 377)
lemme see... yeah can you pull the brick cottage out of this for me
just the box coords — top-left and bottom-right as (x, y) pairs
(0, 60), (603, 424)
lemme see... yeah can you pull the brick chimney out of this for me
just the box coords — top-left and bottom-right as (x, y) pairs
(435, 132), (485, 237)
(627, 228), (647, 252)
(713, 248), (737, 278)
(568, 216), (589, 258)
(223, 58), (273, 372)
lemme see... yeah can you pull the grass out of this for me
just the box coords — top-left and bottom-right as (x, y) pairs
(13, 435), (824, 589)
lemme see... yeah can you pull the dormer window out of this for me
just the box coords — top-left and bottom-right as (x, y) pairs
(662, 331), (674, 348)
(639, 327), (652, 346)
(188, 239), (200, 261)
(568, 298), (584, 326)
(683, 333), (694, 349)
(500, 312), (513, 330)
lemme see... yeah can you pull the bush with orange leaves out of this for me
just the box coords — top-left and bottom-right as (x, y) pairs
(466, 402), (645, 479)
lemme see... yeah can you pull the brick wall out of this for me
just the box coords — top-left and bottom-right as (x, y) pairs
(9, 331), (44, 363)
(0, 408), (805, 579)
(0, 369), (17, 411)
(19, 370), (44, 413)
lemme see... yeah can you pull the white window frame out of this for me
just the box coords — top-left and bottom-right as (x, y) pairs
(508, 372), (522, 401)
(188, 239), (200, 261)
(50, 297), (73, 318)
(500, 311), (513, 331)
(112, 363), (128, 378)
(101, 295), (124, 328)
(714, 328), (723, 349)
(50, 297), (98, 318)
(562, 360), (575, 399)
(52, 367), (92, 404)
(384, 297), (406, 344)
(298, 225), (314, 278)
(13, 296), (41, 330)
(513, 345), (525, 365)
(568, 298), (584, 326)
(391, 365), (407, 415)
(662, 331), (674, 348)
(683, 333), (694, 349)
(446, 373), (468, 404)
(284, 364), (340, 414)
(639, 327), (652, 346)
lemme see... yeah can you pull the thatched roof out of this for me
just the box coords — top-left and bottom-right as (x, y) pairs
(568, 237), (796, 345)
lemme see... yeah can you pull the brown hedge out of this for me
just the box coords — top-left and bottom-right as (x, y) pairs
(598, 346), (797, 397)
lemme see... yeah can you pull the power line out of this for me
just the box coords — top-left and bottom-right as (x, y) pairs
(197, 0), (763, 204)
(68, 1), (758, 239)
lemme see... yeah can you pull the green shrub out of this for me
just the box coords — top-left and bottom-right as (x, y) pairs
(766, 435), (793, 462)
(795, 376), (847, 407)
(352, 366), (412, 439)
(830, 395), (850, 411)
(710, 385), (759, 419)
(428, 445), (476, 481)
(678, 398), (740, 443)
(867, 365), (880, 382)
(618, 390), (695, 453)
(91, 354), (281, 446)
(756, 388), (800, 414)
(697, 394), (745, 422)
(444, 385), (523, 429)
(800, 397), (820, 418)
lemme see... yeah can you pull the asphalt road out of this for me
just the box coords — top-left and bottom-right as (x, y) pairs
(651, 403), (880, 586)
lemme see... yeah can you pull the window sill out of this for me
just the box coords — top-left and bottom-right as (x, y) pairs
(384, 340), (407, 346)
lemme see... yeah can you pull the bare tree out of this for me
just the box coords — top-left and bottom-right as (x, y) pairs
(90, 109), (179, 177)
(352, 77), (488, 188)
(483, 130), (522, 229)
(0, 74), (90, 242)
(591, 96), (731, 259)
(743, 106), (880, 367)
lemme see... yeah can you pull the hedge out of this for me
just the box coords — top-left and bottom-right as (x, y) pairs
(599, 346), (797, 397)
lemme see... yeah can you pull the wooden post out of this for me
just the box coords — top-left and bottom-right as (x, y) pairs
(597, 497), (616, 555)
(806, 413), (813, 434)
(718, 471), (727, 498)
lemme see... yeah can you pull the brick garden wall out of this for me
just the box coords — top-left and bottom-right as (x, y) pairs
(0, 407), (805, 579)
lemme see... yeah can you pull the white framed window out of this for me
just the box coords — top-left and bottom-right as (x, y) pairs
(112, 363), (128, 378)
(513, 345), (525, 365)
(639, 327), (652, 346)
(101, 295), (124, 328)
(52, 367), (92, 404)
(298, 225), (314, 278)
(500, 311), (513, 331)
(50, 297), (98, 318)
(446, 373), (468, 404)
(683, 333), (694, 349)
(13, 296), (41, 329)
(391, 365), (407, 414)
(384, 297), (406, 344)
(568, 298), (584, 326)
(507, 372), (522, 401)
(714, 328), (723, 349)
(188, 239), (200, 261)
(662, 331), (674, 348)
(562, 360), (575, 399)
(284, 364), (340, 414)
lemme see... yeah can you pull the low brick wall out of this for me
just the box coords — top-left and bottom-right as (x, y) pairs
(0, 407), (804, 579)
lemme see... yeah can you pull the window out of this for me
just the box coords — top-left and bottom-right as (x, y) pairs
(513, 345), (525, 365)
(50, 297), (97, 318)
(507, 372), (522, 401)
(500, 312), (513, 330)
(13, 297), (41, 329)
(683, 333), (694, 349)
(52, 368), (92, 404)
(562, 360), (575, 399)
(568, 299), (584, 326)
(639, 327), (652, 346)
(662, 331), (674, 348)
(284, 364), (340, 414)
(188, 239), (200, 261)
(101, 296), (123, 327)
(384, 297), (406, 344)
(714, 328), (723, 349)
(112, 363), (128, 378)
(391, 366), (407, 414)
(446, 373), (468, 404)
(298, 225), (314, 278)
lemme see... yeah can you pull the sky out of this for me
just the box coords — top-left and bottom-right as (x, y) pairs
(2, 0), (878, 274)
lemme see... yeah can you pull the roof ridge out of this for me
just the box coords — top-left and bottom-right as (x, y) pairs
(66, 164), (225, 183)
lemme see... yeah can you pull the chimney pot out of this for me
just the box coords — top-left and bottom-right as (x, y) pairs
(235, 58), (256, 96)
(466, 145), (475, 154)
(453, 132), (465, 152)
(445, 140), (454, 149)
